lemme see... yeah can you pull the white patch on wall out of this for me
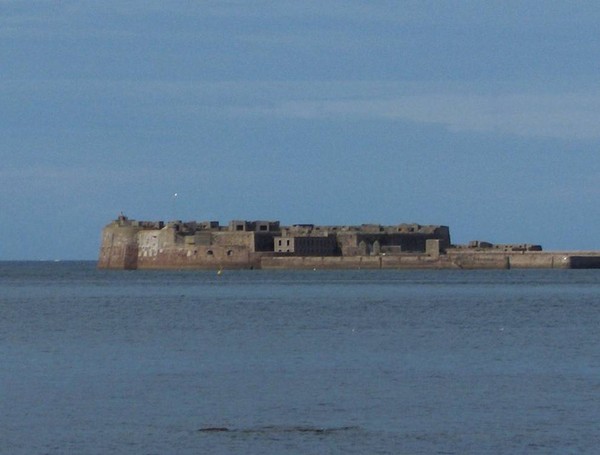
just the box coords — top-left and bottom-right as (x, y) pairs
(138, 231), (159, 257)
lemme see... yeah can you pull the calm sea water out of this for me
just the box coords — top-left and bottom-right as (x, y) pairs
(1, 262), (599, 454)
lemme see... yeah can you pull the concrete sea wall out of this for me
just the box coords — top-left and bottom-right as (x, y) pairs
(261, 252), (598, 270)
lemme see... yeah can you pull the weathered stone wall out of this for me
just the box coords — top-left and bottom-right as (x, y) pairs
(446, 251), (572, 269)
(136, 244), (259, 269)
(337, 231), (447, 256)
(98, 223), (140, 269)
(261, 251), (589, 270)
(261, 254), (449, 270)
(211, 231), (254, 249)
(138, 230), (160, 259)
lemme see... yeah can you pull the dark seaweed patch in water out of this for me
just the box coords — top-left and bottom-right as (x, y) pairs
(198, 427), (230, 433)
(198, 425), (360, 435)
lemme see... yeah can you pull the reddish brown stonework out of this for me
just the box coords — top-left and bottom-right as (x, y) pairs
(98, 215), (600, 270)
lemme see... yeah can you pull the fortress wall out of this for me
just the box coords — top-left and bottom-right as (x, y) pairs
(336, 233), (359, 256)
(98, 224), (140, 269)
(446, 251), (572, 269)
(138, 230), (160, 258)
(261, 256), (379, 269)
(211, 231), (255, 249)
(508, 253), (570, 269)
(137, 244), (260, 269)
(380, 255), (454, 269)
(158, 227), (178, 247)
(261, 255), (453, 270)
(335, 231), (449, 256)
(262, 252), (596, 270)
(445, 252), (510, 269)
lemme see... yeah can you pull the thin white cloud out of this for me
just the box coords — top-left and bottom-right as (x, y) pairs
(3, 76), (600, 140)
(0, 164), (263, 190)
(230, 91), (600, 140)
(0, 166), (160, 187)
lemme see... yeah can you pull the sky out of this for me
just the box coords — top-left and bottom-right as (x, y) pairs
(1, 0), (599, 260)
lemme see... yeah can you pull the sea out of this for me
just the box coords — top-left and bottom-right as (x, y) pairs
(1, 261), (599, 454)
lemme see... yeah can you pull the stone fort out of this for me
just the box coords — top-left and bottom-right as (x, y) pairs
(96, 214), (598, 270)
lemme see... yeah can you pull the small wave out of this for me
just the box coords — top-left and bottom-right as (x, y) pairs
(198, 425), (360, 435)
(197, 427), (230, 432)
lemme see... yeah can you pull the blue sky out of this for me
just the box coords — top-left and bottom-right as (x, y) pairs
(1, 1), (599, 259)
